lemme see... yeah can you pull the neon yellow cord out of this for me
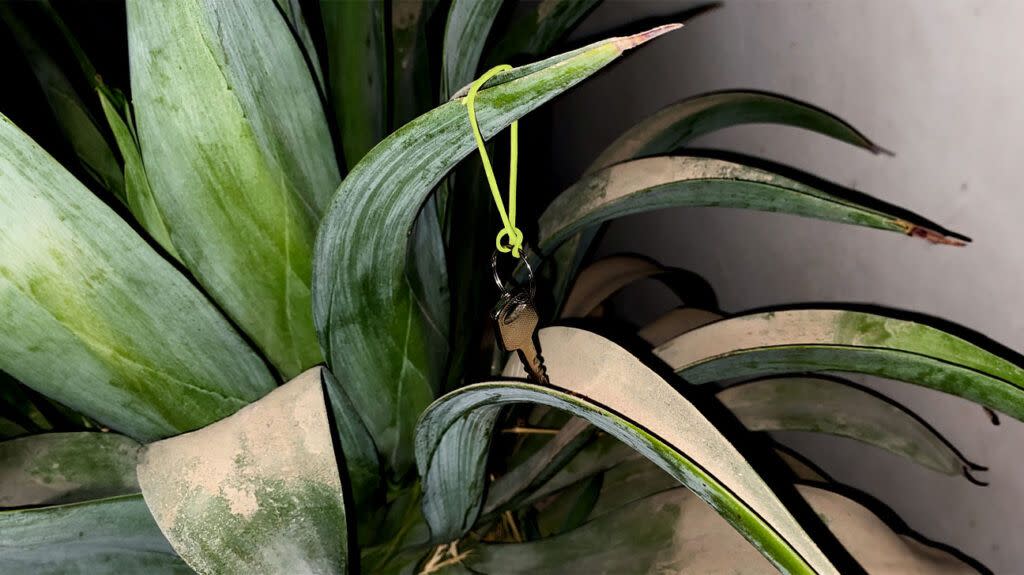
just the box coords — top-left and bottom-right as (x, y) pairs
(465, 64), (523, 258)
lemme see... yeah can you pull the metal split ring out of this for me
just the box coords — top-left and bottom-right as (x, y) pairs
(491, 247), (535, 298)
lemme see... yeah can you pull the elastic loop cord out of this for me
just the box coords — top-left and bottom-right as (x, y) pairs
(465, 65), (523, 258)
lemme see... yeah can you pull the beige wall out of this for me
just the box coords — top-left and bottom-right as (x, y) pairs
(552, 1), (1024, 571)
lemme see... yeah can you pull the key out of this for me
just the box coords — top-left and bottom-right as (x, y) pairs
(492, 289), (549, 385)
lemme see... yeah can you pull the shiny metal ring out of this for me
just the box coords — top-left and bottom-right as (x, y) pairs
(491, 247), (535, 298)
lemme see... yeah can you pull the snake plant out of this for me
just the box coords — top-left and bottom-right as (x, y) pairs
(0, 1), (1007, 573)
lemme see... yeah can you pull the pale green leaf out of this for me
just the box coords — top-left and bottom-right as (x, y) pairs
(416, 326), (840, 574)
(0, 432), (141, 507)
(656, 309), (1024, 421)
(441, 0), (504, 99)
(313, 26), (681, 475)
(0, 494), (193, 574)
(322, 0), (388, 168)
(128, 0), (340, 378)
(0, 114), (275, 441)
(718, 377), (977, 477)
(273, 0), (325, 90)
(137, 368), (348, 574)
(587, 90), (890, 174)
(540, 156), (966, 258)
(95, 84), (179, 260)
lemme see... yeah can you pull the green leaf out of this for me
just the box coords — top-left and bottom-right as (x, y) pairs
(0, 432), (141, 507)
(462, 485), (978, 574)
(487, 0), (602, 64)
(322, 0), (388, 168)
(718, 377), (977, 476)
(313, 26), (681, 476)
(95, 83), (179, 260)
(587, 90), (890, 174)
(657, 309), (1024, 421)
(137, 368), (349, 574)
(441, 0), (504, 99)
(323, 368), (383, 516)
(0, 494), (192, 574)
(487, 0), (598, 63)
(483, 418), (594, 515)
(0, 114), (275, 441)
(0, 2), (124, 199)
(128, 0), (339, 378)
(273, 0), (325, 90)
(539, 156), (967, 257)
(416, 326), (839, 574)
(392, 0), (440, 125)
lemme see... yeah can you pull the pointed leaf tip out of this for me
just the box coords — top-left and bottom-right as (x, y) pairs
(617, 23), (683, 49)
(896, 220), (970, 246)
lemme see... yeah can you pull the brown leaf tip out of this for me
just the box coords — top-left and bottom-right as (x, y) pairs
(897, 220), (969, 246)
(618, 23), (684, 50)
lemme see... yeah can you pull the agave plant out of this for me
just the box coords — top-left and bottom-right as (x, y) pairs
(0, 1), (1017, 573)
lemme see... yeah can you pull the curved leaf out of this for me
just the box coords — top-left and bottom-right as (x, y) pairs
(718, 377), (976, 476)
(313, 26), (681, 475)
(0, 432), (141, 507)
(587, 90), (890, 174)
(128, 0), (339, 377)
(638, 306), (722, 345)
(561, 255), (662, 318)
(441, 0), (504, 99)
(322, 0), (387, 168)
(657, 309), (1024, 421)
(0, 114), (275, 441)
(137, 368), (348, 574)
(487, 0), (603, 64)
(463, 485), (978, 574)
(540, 156), (966, 256)
(0, 494), (192, 574)
(416, 326), (840, 574)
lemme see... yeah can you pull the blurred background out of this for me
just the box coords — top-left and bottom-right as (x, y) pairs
(552, 1), (1023, 572)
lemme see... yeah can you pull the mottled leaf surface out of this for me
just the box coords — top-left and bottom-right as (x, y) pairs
(539, 156), (966, 256)
(128, 0), (339, 377)
(0, 114), (275, 441)
(416, 326), (839, 574)
(657, 309), (1024, 421)
(137, 369), (348, 574)
(0, 432), (141, 507)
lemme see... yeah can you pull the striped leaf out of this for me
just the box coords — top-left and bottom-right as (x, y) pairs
(441, 0), (504, 99)
(128, 0), (339, 378)
(0, 494), (192, 574)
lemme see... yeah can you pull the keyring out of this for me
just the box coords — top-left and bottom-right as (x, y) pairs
(491, 247), (535, 298)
